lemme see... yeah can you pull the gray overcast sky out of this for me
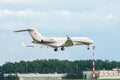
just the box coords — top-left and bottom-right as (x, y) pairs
(0, 0), (120, 65)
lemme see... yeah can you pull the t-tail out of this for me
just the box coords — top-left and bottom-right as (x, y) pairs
(14, 28), (44, 42)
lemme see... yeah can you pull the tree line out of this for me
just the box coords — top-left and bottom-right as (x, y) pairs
(0, 59), (120, 79)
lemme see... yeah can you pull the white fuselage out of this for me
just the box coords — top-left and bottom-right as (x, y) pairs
(36, 37), (94, 48)
(14, 28), (94, 51)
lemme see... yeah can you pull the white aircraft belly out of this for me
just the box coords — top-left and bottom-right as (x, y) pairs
(73, 42), (84, 45)
(41, 42), (64, 48)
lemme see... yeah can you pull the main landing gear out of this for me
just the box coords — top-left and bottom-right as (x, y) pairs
(54, 48), (58, 52)
(61, 47), (65, 51)
(54, 47), (65, 52)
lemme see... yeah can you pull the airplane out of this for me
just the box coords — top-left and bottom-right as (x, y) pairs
(14, 28), (94, 51)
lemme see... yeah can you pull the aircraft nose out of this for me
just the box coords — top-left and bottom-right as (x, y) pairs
(90, 40), (94, 44)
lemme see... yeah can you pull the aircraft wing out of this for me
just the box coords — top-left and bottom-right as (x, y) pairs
(62, 36), (74, 47)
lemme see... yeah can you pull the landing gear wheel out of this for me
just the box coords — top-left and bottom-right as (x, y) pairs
(87, 47), (90, 50)
(61, 47), (65, 51)
(32, 41), (35, 43)
(54, 48), (58, 52)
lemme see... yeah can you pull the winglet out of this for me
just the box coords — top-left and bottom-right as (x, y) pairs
(66, 35), (71, 40)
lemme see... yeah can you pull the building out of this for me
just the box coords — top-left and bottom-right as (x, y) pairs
(83, 71), (98, 79)
(99, 70), (120, 79)
(83, 69), (120, 79)
(5, 73), (67, 80)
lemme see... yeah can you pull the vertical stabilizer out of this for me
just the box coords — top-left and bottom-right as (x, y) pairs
(27, 28), (44, 42)
(14, 28), (44, 42)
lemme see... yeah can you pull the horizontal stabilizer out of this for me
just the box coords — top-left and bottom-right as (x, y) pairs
(14, 29), (27, 32)
(21, 42), (34, 48)
(14, 28), (34, 32)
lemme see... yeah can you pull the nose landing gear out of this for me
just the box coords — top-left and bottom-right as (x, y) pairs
(87, 45), (90, 50)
